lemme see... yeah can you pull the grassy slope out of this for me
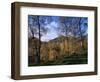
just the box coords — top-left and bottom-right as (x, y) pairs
(29, 53), (87, 66)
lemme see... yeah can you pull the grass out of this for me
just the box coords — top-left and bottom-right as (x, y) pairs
(28, 53), (87, 66)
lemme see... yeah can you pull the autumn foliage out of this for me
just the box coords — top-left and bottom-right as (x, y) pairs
(28, 35), (87, 66)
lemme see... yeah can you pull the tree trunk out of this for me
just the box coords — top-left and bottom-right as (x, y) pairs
(30, 25), (34, 38)
(37, 16), (41, 64)
(78, 18), (84, 50)
(66, 37), (69, 55)
(65, 29), (69, 55)
(34, 44), (39, 64)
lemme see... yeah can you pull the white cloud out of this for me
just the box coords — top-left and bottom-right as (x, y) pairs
(41, 21), (58, 42)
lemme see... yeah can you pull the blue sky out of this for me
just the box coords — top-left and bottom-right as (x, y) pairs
(41, 21), (58, 41)
(28, 15), (88, 42)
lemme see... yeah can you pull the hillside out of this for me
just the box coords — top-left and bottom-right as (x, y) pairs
(28, 35), (88, 66)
